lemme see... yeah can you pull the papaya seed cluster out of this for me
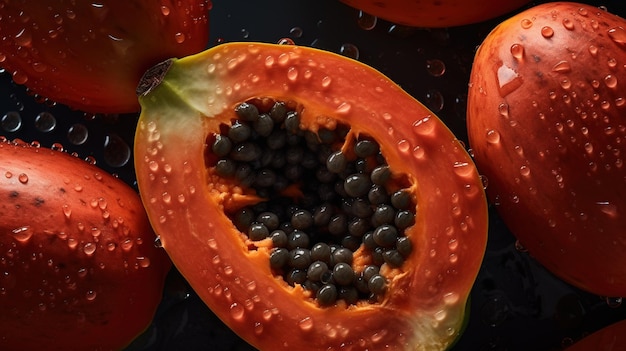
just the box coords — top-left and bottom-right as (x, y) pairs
(210, 100), (415, 306)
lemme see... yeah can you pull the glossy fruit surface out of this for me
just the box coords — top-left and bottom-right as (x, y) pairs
(0, 139), (171, 351)
(467, 2), (626, 297)
(0, 0), (210, 113)
(568, 318), (626, 350)
(134, 42), (488, 350)
(340, 0), (531, 28)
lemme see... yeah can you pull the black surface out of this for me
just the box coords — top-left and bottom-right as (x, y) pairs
(2, 1), (626, 350)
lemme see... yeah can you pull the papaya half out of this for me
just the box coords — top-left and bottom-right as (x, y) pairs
(134, 42), (488, 350)
(0, 139), (171, 351)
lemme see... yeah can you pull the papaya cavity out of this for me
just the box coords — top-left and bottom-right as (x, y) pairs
(206, 98), (416, 307)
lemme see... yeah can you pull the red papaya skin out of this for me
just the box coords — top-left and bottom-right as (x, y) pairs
(567, 318), (626, 351)
(339, 0), (531, 28)
(0, 139), (171, 351)
(467, 2), (626, 297)
(134, 42), (488, 350)
(0, 0), (210, 114)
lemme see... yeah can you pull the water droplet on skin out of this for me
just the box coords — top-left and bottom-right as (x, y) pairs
(321, 76), (332, 88)
(510, 44), (524, 60)
(335, 102), (351, 114)
(521, 18), (533, 29)
(597, 201), (618, 218)
(85, 290), (97, 301)
(121, 238), (134, 251)
(498, 103), (510, 117)
(13, 28), (33, 47)
(136, 256), (150, 268)
(541, 26), (555, 38)
(1, 111), (22, 132)
(12, 70), (28, 85)
(485, 130), (501, 144)
(588, 45), (599, 56)
(562, 18), (574, 30)
(160, 5), (170, 16)
(604, 74), (618, 89)
(426, 59), (446, 77)
(397, 140), (410, 154)
(339, 43), (359, 60)
(154, 236), (163, 248)
(412, 116), (436, 136)
(67, 123), (89, 145)
(83, 242), (96, 256)
(608, 27), (626, 47)
(11, 226), (33, 242)
(357, 10), (377, 30)
(174, 32), (185, 44)
(552, 60), (571, 73)
(287, 67), (298, 81)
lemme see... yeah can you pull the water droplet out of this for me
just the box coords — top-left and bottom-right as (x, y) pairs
(160, 5), (170, 16)
(103, 134), (130, 167)
(339, 43), (359, 60)
(519, 165), (531, 177)
(608, 27), (626, 48)
(424, 89), (444, 113)
(229, 302), (245, 321)
(485, 130), (501, 144)
(521, 18), (533, 29)
(562, 18), (574, 30)
(154, 236), (163, 248)
(289, 27), (303, 38)
(604, 74), (618, 89)
(85, 290), (97, 301)
(83, 242), (96, 256)
(174, 32), (185, 44)
(397, 139), (410, 153)
(541, 26), (554, 38)
(498, 103), (510, 117)
(121, 238), (134, 251)
(606, 296), (622, 308)
(136, 256), (150, 268)
(321, 76), (332, 88)
(357, 10), (377, 30)
(453, 162), (474, 178)
(426, 59), (446, 77)
(11, 226), (33, 242)
(597, 201), (618, 218)
(18, 173), (28, 184)
(240, 29), (249, 39)
(412, 116), (435, 136)
(14, 28), (33, 47)
(276, 37), (295, 45)
(335, 102), (351, 114)
(1, 111), (22, 132)
(552, 60), (571, 73)
(588, 45), (599, 56)
(67, 123), (89, 145)
(298, 316), (314, 331)
(34, 112), (57, 132)
(510, 44), (524, 60)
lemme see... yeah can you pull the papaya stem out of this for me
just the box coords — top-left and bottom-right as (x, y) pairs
(136, 59), (175, 97)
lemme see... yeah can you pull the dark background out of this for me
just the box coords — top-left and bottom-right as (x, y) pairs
(2, 1), (626, 350)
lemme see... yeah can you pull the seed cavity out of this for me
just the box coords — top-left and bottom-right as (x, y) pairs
(207, 99), (417, 307)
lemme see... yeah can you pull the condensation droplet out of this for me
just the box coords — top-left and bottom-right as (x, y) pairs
(85, 290), (97, 301)
(608, 27), (626, 47)
(604, 74), (618, 89)
(562, 18), (574, 30)
(339, 43), (359, 60)
(552, 60), (571, 73)
(357, 10), (377, 30)
(103, 134), (131, 167)
(11, 226), (33, 242)
(67, 123), (89, 145)
(485, 130), (501, 144)
(424, 90), (444, 113)
(18, 173), (28, 184)
(289, 27), (303, 38)
(541, 26), (554, 38)
(1, 111), (22, 132)
(83, 242), (96, 256)
(298, 316), (314, 331)
(34, 112), (57, 132)
(426, 59), (446, 77)
(510, 44), (524, 60)
(229, 303), (245, 321)
(521, 18), (533, 29)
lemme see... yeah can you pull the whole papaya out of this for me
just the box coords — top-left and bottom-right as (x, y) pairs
(0, 139), (171, 351)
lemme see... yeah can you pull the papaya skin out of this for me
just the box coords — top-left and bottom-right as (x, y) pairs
(467, 2), (626, 297)
(135, 42), (488, 350)
(0, 139), (171, 351)
(339, 0), (531, 28)
(567, 318), (626, 351)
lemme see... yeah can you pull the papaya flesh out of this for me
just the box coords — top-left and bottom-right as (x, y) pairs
(134, 42), (488, 350)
